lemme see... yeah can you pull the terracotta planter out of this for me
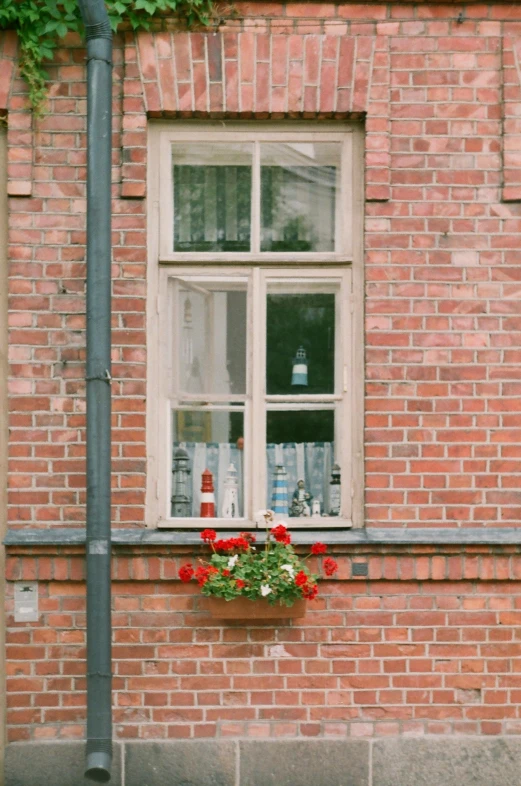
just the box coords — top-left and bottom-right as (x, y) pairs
(204, 596), (307, 620)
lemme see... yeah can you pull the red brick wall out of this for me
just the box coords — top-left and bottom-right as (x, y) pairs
(6, 546), (521, 742)
(5, 3), (521, 531)
(4, 0), (521, 745)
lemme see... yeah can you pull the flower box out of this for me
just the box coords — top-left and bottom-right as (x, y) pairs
(178, 513), (339, 617)
(205, 596), (307, 620)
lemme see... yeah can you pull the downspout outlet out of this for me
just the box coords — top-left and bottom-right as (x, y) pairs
(85, 749), (112, 784)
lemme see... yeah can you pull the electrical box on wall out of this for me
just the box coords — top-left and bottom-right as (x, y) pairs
(14, 581), (38, 622)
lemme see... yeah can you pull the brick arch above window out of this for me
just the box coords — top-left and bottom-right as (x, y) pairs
(121, 30), (391, 201)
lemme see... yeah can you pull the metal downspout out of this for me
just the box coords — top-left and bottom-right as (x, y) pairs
(77, 0), (113, 781)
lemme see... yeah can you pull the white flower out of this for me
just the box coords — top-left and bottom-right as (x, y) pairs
(280, 564), (295, 579)
(260, 584), (272, 597)
(227, 555), (239, 569)
(254, 509), (275, 526)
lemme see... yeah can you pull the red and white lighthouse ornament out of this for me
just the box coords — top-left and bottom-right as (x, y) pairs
(200, 469), (216, 518)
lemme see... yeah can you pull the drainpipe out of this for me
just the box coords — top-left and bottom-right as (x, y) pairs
(77, 0), (113, 782)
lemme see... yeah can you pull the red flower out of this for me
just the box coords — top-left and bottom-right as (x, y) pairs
(195, 565), (218, 586)
(271, 524), (291, 544)
(323, 557), (338, 577)
(235, 579), (246, 589)
(302, 583), (318, 600)
(214, 537), (250, 553)
(178, 563), (194, 582)
(201, 528), (217, 544)
(195, 566), (209, 586)
(295, 570), (308, 587)
(222, 569), (231, 578)
(311, 542), (327, 555)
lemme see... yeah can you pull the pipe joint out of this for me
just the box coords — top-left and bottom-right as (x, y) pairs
(85, 20), (112, 40)
(86, 37), (112, 64)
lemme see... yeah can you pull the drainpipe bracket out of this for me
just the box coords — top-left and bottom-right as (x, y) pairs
(86, 369), (112, 384)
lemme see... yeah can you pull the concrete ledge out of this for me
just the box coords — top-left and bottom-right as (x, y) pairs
(373, 737), (521, 786)
(5, 741), (122, 786)
(6, 527), (521, 547)
(7, 737), (521, 786)
(239, 739), (369, 786)
(125, 740), (236, 786)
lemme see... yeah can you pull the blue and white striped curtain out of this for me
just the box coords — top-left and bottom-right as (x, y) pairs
(266, 442), (334, 516)
(173, 441), (333, 518)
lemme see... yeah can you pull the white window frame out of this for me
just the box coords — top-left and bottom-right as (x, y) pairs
(147, 122), (364, 529)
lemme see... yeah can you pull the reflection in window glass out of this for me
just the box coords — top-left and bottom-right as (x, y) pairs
(266, 293), (335, 395)
(261, 143), (341, 252)
(173, 144), (252, 252)
(172, 408), (244, 517)
(177, 283), (247, 396)
(266, 410), (340, 518)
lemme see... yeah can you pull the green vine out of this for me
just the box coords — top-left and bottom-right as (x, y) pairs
(0, 0), (216, 115)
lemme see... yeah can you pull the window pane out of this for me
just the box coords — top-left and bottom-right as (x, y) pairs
(172, 408), (244, 518)
(177, 280), (247, 396)
(266, 291), (336, 395)
(173, 144), (252, 252)
(266, 410), (341, 518)
(260, 143), (341, 252)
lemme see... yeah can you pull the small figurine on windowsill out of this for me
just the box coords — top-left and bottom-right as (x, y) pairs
(290, 479), (312, 518)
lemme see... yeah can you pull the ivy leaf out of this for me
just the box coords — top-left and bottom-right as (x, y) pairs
(55, 22), (69, 38)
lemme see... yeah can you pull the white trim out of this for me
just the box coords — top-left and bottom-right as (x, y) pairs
(147, 122), (364, 529)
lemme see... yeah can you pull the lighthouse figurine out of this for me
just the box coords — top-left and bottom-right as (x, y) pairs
(221, 463), (240, 519)
(291, 346), (308, 387)
(200, 469), (216, 518)
(271, 464), (289, 516)
(171, 447), (191, 517)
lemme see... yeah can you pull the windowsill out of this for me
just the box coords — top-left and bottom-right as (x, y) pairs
(157, 518), (352, 530)
(5, 527), (521, 547)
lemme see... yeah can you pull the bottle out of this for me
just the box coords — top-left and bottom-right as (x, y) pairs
(329, 464), (341, 516)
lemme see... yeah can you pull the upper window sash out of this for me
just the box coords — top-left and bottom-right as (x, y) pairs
(158, 128), (354, 263)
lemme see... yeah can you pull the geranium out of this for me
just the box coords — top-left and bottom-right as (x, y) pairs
(302, 582), (318, 600)
(178, 563), (194, 582)
(201, 529), (217, 544)
(271, 523), (291, 545)
(181, 520), (322, 607)
(195, 565), (218, 586)
(311, 542), (327, 555)
(323, 557), (338, 577)
(214, 536), (250, 553)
